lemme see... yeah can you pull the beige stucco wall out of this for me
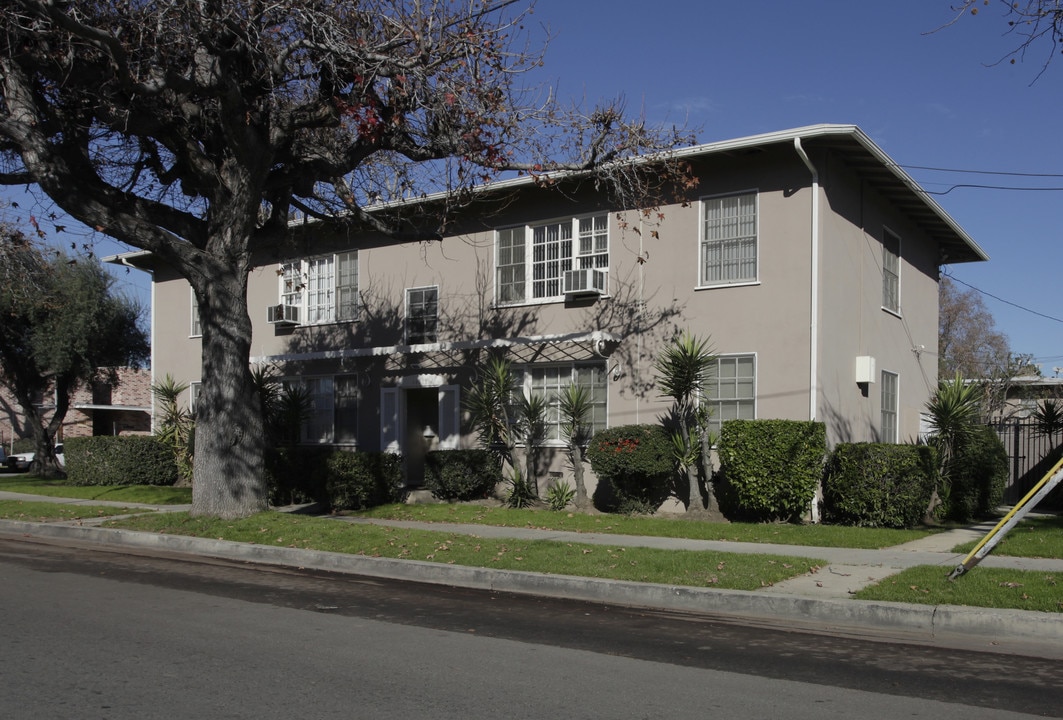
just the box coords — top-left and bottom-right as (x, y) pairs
(146, 141), (948, 497)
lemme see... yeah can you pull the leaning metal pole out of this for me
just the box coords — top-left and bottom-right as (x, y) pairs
(948, 455), (1063, 580)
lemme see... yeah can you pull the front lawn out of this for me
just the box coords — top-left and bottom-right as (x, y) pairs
(952, 514), (1063, 560)
(105, 511), (825, 592)
(0, 499), (152, 522)
(0, 476), (192, 505)
(854, 565), (1063, 613)
(354, 503), (940, 549)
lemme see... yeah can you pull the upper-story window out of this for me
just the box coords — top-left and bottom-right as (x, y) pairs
(190, 289), (201, 337)
(279, 250), (359, 325)
(882, 229), (901, 314)
(700, 192), (758, 287)
(496, 214), (609, 305)
(406, 286), (439, 344)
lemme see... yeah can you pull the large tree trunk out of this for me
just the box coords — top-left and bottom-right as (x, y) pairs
(190, 268), (267, 518)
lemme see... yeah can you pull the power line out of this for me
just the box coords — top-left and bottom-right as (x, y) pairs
(899, 164), (1063, 178)
(944, 271), (1063, 325)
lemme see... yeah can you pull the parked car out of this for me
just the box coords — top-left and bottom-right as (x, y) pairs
(6, 445), (64, 471)
(7, 451), (34, 471)
(0, 446), (7, 470)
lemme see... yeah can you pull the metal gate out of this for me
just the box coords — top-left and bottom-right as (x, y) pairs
(988, 420), (1063, 503)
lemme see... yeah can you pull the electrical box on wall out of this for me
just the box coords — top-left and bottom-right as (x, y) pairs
(855, 356), (876, 384)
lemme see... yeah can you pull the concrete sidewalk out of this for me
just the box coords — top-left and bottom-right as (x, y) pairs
(2, 490), (1061, 659)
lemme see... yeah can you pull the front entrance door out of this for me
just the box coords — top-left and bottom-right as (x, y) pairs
(403, 388), (439, 487)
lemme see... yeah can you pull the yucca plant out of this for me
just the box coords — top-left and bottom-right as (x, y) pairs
(517, 392), (548, 494)
(653, 331), (720, 515)
(924, 372), (982, 522)
(464, 356), (519, 468)
(1033, 399), (1063, 442)
(559, 383), (593, 510)
(151, 373), (194, 484)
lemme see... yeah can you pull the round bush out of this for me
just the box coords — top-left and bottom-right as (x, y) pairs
(424, 449), (501, 501)
(716, 420), (826, 523)
(325, 450), (405, 511)
(586, 424), (673, 513)
(823, 443), (938, 528)
(944, 425), (1007, 522)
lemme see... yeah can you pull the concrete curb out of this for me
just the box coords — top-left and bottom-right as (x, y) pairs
(4, 518), (1061, 658)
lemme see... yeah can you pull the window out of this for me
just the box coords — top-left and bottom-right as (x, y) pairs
(701, 193), (757, 286)
(279, 251), (359, 324)
(703, 355), (756, 436)
(882, 229), (900, 314)
(515, 363), (607, 442)
(190, 290), (201, 337)
(880, 370), (898, 443)
(188, 381), (201, 414)
(287, 374), (359, 445)
(496, 214), (608, 305)
(406, 286), (439, 344)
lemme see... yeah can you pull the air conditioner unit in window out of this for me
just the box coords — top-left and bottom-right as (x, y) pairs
(562, 268), (607, 297)
(267, 304), (300, 325)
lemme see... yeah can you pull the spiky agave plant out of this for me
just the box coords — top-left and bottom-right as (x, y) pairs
(924, 372), (982, 521)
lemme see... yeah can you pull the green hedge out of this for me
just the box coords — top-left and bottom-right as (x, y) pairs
(716, 420), (826, 523)
(822, 443), (938, 528)
(325, 450), (405, 511)
(944, 425), (1007, 522)
(424, 449), (501, 501)
(586, 424), (673, 513)
(265, 446), (332, 506)
(64, 435), (179, 486)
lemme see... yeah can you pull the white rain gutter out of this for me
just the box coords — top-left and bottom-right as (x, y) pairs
(793, 138), (819, 423)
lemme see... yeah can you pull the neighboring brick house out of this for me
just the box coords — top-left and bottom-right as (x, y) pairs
(110, 124), (988, 498)
(0, 367), (151, 451)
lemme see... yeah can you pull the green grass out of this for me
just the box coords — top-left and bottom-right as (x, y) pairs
(0, 476), (192, 505)
(952, 514), (1063, 559)
(854, 565), (1063, 613)
(354, 503), (939, 549)
(105, 511), (825, 591)
(0, 499), (151, 522)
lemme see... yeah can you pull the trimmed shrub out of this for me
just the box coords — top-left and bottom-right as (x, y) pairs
(325, 450), (405, 511)
(944, 425), (1008, 522)
(586, 424), (673, 513)
(716, 420), (826, 522)
(65, 435), (178, 486)
(823, 443), (938, 528)
(424, 449), (501, 501)
(265, 446), (332, 506)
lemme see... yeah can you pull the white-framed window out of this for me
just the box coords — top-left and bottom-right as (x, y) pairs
(406, 286), (439, 344)
(496, 214), (609, 305)
(514, 362), (608, 443)
(702, 354), (756, 436)
(882, 228), (900, 314)
(190, 290), (202, 337)
(278, 250), (359, 324)
(286, 374), (359, 445)
(880, 370), (899, 443)
(700, 192), (758, 286)
(188, 381), (201, 415)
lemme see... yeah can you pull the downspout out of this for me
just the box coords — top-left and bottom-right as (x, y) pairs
(793, 138), (819, 423)
(794, 137), (821, 524)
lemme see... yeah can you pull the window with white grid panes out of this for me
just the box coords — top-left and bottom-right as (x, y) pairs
(278, 251), (358, 325)
(882, 229), (900, 314)
(406, 286), (439, 344)
(496, 214), (608, 304)
(703, 355), (756, 436)
(701, 193), (757, 286)
(880, 370), (898, 443)
(521, 363), (607, 442)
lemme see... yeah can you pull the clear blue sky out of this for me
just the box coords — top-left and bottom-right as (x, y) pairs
(3, 1), (1060, 373)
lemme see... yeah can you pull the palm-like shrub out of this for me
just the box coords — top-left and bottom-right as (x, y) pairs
(653, 331), (719, 514)
(559, 383), (594, 509)
(924, 373), (982, 521)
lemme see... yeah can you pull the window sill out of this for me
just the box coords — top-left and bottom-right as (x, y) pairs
(881, 306), (902, 319)
(695, 280), (761, 291)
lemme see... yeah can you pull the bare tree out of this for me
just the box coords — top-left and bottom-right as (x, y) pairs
(943, 1), (1063, 78)
(0, 1), (693, 517)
